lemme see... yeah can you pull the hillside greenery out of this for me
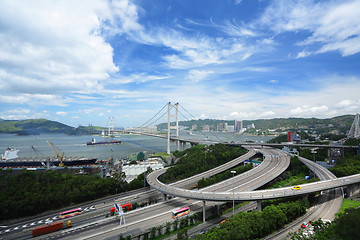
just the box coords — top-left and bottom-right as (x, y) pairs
(157, 115), (355, 135)
(0, 119), (104, 135)
(329, 155), (360, 177)
(160, 144), (247, 183)
(197, 163), (253, 189)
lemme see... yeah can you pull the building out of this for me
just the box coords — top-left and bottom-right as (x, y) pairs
(226, 125), (235, 132)
(122, 159), (163, 183)
(235, 120), (243, 133)
(287, 131), (301, 143)
(217, 123), (224, 131)
(202, 125), (210, 132)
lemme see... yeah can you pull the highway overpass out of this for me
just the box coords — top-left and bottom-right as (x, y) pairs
(147, 150), (359, 202)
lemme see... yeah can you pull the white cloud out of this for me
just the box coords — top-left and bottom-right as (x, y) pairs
(259, 111), (275, 118)
(338, 99), (353, 107)
(337, 99), (360, 110)
(0, 109), (49, 120)
(296, 50), (312, 58)
(259, 0), (360, 56)
(111, 73), (171, 84)
(0, 0), (124, 103)
(56, 111), (67, 116)
(269, 80), (279, 84)
(290, 105), (328, 115)
(199, 114), (209, 119)
(188, 70), (214, 82)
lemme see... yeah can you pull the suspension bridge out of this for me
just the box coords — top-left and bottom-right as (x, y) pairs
(123, 102), (360, 155)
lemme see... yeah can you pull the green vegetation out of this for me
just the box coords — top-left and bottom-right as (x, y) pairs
(0, 119), (75, 135)
(0, 118), (106, 135)
(137, 151), (145, 161)
(160, 144), (247, 183)
(157, 114), (355, 135)
(339, 198), (360, 214)
(269, 173), (319, 189)
(262, 156), (312, 190)
(195, 199), (309, 240)
(289, 207), (360, 240)
(0, 167), (152, 222)
(198, 163), (253, 189)
(329, 155), (360, 177)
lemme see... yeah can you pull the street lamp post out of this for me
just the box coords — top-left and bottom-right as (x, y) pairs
(231, 170), (236, 215)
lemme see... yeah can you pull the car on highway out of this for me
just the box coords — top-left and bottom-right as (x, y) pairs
(301, 222), (309, 228)
(198, 229), (207, 235)
(292, 186), (301, 190)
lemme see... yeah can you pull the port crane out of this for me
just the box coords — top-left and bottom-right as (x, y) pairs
(31, 146), (54, 169)
(46, 141), (65, 167)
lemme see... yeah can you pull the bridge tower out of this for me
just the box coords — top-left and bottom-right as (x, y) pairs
(348, 113), (360, 139)
(167, 102), (179, 154)
(108, 117), (115, 137)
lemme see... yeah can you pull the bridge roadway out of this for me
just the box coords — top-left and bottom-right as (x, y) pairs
(1, 148), (257, 239)
(53, 147), (290, 240)
(126, 130), (359, 149)
(3, 147), (350, 239)
(146, 151), (359, 202)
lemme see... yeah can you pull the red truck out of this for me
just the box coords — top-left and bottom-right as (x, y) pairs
(32, 220), (71, 237)
(110, 203), (132, 215)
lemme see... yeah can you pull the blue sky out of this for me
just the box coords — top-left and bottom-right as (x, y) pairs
(0, 0), (360, 128)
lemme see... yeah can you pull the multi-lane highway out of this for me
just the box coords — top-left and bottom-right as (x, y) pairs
(1, 147), (257, 239)
(1, 146), (355, 239)
(146, 150), (359, 202)
(57, 147), (289, 240)
(266, 156), (343, 239)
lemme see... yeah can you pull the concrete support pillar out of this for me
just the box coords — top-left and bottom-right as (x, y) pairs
(162, 193), (167, 202)
(203, 201), (206, 223)
(347, 185), (355, 198)
(256, 200), (262, 211)
(178, 140), (186, 151)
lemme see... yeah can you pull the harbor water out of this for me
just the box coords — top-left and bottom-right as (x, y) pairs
(0, 132), (275, 161)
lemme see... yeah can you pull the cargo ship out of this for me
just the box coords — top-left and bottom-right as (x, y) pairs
(86, 138), (122, 145)
(1, 147), (97, 168)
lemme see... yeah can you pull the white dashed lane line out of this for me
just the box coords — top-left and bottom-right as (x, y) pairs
(0, 205), (96, 235)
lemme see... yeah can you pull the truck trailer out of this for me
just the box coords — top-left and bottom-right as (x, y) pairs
(32, 220), (71, 237)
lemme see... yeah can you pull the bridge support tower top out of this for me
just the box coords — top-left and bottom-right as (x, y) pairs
(348, 113), (360, 139)
(167, 102), (179, 154)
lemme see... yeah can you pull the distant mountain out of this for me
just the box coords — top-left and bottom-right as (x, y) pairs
(0, 119), (77, 135)
(157, 114), (355, 136)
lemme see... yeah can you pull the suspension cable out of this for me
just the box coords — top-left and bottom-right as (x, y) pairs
(139, 103), (168, 128)
(178, 104), (223, 142)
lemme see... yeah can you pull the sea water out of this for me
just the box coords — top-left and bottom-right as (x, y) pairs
(0, 132), (274, 161)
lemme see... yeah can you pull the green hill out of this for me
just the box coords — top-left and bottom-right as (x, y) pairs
(0, 119), (76, 135)
(157, 114), (355, 136)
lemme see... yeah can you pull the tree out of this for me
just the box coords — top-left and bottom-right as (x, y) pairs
(165, 222), (171, 234)
(150, 227), (157, 238)
(173, 219), (179, 231)
(137, 152), (145, 161)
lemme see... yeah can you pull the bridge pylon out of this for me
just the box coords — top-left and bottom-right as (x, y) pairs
(108, 117), (115, 137)
(167, 102), (179, 154)
(348, 113), (360, 139)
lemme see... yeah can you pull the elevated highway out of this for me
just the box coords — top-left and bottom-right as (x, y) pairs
(125, 130), (359, 150)
(147, 151), (359, 202)
(56, 147), (290, 239)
